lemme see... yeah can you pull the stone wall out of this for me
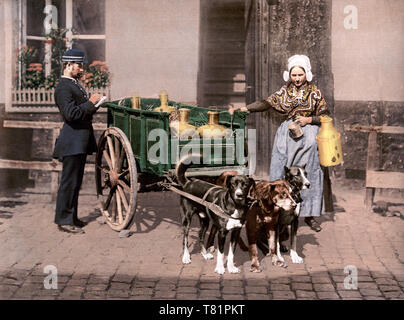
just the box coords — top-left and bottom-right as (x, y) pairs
(247, 0), (334, 178)
(1, 0), (403, 194)
(330, 0), (404, 192)
(268, 0), (333, 111)
(334, 101), (404, 183)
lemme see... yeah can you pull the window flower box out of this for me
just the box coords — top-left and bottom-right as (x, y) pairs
(10, 87), (110, 113)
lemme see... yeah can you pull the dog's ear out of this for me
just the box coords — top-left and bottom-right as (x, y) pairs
(302, 163), (307, 169)
(284, 166), (290, 175)
(250, 185), (256, 198)
(225, 174), (235, 189)
(263, 184), (276, 204)
(247, 177), (256, 197)
(216, 175), (227, 187)
(249, 177), (256, 188)
(250, 181), (261, 198)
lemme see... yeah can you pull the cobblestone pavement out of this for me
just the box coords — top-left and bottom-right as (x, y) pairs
(0, 182), (403, 300)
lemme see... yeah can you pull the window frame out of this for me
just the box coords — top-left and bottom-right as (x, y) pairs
(6, 0), (107, 112)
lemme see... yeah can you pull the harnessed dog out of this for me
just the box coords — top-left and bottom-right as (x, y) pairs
(277, 165), (310, 263)
(246, 179), (297, 271)
(248, 165), (310, 266)
(176, 155), (254, 275)
(209, 166), (309, 271)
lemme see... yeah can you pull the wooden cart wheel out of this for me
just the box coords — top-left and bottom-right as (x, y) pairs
(95, 127), (138, 231)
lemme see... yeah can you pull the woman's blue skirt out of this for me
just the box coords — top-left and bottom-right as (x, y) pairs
(269, 119), (324, 217)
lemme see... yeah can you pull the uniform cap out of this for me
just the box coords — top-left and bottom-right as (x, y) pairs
(61, 49), (87, 63)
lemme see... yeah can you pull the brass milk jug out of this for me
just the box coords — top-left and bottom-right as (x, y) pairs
(131, 94), (141, 109)
(170, 108), (199, 139)
(154, 90), (177, 113)
(197, 111), (232, 139)
(316, 115), (343, 166)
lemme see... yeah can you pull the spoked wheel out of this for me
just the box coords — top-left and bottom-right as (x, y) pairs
(95, 127), (138, 231)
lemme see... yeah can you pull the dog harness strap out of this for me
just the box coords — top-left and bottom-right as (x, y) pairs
(201, 186), (220, 220)
(203, 199), (215, 221)
(201, 186), (238, 220)
(168, 185), (230, 219)
(201, 186), (222, 203)
(205, 199), (233, 220)
(248, 199), (258, 210)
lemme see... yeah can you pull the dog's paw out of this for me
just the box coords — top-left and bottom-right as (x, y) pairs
(182, 252), (191, 264)
(207, 246), (215, 254)
(277, 253), (285, 263)
(271, 255), (288, 268)
(290, 250), (304, 264)
(215, 265), (225, 275)
(227, 265), (240, 274)
(250, 265), (262, 273)
(201, 252), (214, 260)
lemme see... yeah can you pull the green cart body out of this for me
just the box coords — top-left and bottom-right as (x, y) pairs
(95, 97), (249, 231)
(104, 97), (248, 176)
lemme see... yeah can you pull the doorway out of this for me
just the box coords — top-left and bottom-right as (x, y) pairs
(197, 0), (246, 109)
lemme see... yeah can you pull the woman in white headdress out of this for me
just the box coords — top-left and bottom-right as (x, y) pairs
(229, 54), (329, 233)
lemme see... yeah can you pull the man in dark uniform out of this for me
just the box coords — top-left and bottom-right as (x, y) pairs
(53, 49), (104, 234)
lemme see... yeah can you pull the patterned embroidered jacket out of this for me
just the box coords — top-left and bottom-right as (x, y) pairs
(246, 82), (330, 123)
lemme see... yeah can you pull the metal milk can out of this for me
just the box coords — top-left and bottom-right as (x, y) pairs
(170, 108), (199, 139)
(154, 90), (177, 113)
(197, 111), (232, 139)
(316, 115), (343, 166)
(131, 93), (141, 109)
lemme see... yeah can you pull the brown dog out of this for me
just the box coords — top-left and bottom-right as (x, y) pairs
(246, 180), (296, 271)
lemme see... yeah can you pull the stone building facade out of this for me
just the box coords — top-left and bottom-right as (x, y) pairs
(0, 0), (403, 195)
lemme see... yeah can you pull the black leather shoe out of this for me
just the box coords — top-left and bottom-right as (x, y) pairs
(58, 225), (85, 234)
(74, 219), (87, 228)
(304, 217), (322, 232)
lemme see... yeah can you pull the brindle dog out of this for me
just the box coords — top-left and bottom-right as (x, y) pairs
(246, 180), (296, 271)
